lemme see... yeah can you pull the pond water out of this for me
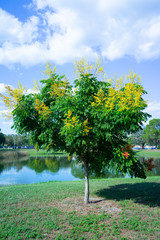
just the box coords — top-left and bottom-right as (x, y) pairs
(0, 153), (160, 185)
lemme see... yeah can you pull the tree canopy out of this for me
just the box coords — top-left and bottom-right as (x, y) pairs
(0, 129), (5, 146)
(129, 130), (146, 149)
(4, 134), (29, 148)
(143, 119), (160, 148)
(0, 59), (150, 203)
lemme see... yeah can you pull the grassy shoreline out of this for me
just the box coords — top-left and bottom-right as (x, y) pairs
(0, 176), (160, 239)
(27, 149), (68, 157)
(1, 148), (160, 158)
(0, 149), (68, 158)
(135, 149), (160, 158)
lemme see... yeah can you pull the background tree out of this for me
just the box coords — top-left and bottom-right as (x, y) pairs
(0, 129), (5, 146)
(14, 135), (29, 147)
(5, 134), (29, 147)
(143, 119), (160, 148)
(1, 59), (149, 204)
(4, 135), (14, 147)
(129, 130), (146, 149)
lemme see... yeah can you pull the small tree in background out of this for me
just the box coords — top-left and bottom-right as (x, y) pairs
(4, 134), (14, 147)
(4, 134), (29, 148)
(0, 59), (149, 204)
(143, 119), (160, 148)
(129, 130), (146, 149)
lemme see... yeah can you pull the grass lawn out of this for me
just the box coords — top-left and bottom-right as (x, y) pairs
(26, 149), (68, 157)
(24, 149), (68, 157)
(1, 148), (160, 158)
(135, 149), (160, 158)
(0, 149), (68, 158)
(0, 177), (160, 240)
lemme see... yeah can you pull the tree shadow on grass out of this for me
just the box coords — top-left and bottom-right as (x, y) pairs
(96, 182), (160, 207)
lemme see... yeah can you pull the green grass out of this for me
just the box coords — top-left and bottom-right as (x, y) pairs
(0, 148), (17, 152)
(135, 149), (160, 158)
(0, 177), (160, 239)
(0, 149), (68, 157)
(26, 149), (68, 157)
(2, 148), (160, 158)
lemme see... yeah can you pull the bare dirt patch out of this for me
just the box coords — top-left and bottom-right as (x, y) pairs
(50, 197), (121, 215)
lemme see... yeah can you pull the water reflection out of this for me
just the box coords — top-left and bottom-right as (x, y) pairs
(0, 154), (160, 185)
(137, 157), (160, 177)
(0, 156), (78, 185)
(70, 162), (125, 179)
(27, 156), (70, 173)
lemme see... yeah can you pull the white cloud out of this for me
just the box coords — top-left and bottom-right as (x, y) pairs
(1, 120), (13, 125)
(0, 83), (8, 93)
(0, 9), (39, 44)
(0, 1), (160, 67)
(0, 109), (10, 115)
(0, 42), (46, 67)
(0, 83), (13, 93)
(145, 101), (160, 119)
(27, 88), (40, 94)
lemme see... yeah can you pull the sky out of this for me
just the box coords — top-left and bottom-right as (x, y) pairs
(0, 0), (160, 134)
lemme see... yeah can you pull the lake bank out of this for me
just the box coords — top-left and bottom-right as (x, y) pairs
(0, 150), (29, 162)
(1, 148), (160, 158)
(0, 149), (68, 164)
(135, 149), (160, 157)
(0, 176), (160, 239)
(0, 148), (68, 158)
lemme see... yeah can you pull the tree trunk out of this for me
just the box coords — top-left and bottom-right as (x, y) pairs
(84, 161), (89, 204)
(156, 140), (159, 149)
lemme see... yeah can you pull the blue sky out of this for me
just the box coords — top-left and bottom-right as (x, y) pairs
(0, 0), (160, 134)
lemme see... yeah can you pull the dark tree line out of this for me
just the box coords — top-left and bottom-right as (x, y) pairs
(0, 130), (30, 148)
(0, 129), (5, 146)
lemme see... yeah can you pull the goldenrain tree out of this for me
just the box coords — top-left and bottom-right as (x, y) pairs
(1, 59), (149, 204)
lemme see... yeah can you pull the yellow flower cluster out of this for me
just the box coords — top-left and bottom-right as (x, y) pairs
(117, 83), (146, 111)
(105, 87), (117, 110)
(82, 119), (92, 136)
(35, 98), (51, 117)
(91, 82), (146, 112)
(125, 70), (141, 84)
(91, 88), (106, 106)
(63, 110), (79, 129)
(42, 61), (57, 77)
(115, 77), (123, 89)
(50, 80), (70, 98)
(66, 109), (72, 118)
(33, 79), (42, 92)
(63, 110), (91, 136)
(91, 87), (117, 110)
(0, 82), (26, 118)
(74, 57), (104, 77)
(107, 76), (124, 90)
(90, 69), (146, 111)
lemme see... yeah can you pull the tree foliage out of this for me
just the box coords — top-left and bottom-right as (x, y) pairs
(143, 119), (160, 148)
(0, 129), (5, 146)
(4, 134), (29, 147)
(129, 130), (146, 149)
(0, 59), (149, 203)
